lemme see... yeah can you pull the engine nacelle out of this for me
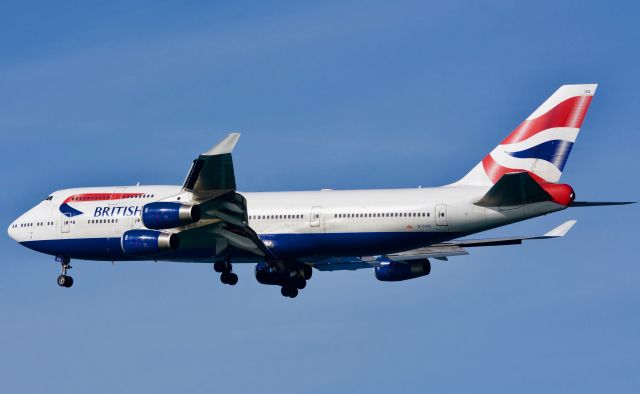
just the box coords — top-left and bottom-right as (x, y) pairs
(374, 259), (431, 282)
(121, 229), (179, 256)
(141, 202), (201, 230)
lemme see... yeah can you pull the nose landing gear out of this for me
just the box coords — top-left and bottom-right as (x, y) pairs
(56, 256), (73, 288)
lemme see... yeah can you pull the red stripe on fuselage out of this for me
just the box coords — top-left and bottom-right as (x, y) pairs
(501, 95), (592, 145)
(63, 192), (144, 204)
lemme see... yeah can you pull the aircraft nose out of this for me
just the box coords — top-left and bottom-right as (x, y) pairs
(7, 221), (17, 241)
(7, 213), (24, 242)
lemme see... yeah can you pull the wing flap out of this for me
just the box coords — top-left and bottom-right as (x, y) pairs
(387, 245), (469, 261)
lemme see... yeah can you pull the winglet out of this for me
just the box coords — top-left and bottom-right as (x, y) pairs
(203, 133), (241, 156)
(543, 220), (577, 238)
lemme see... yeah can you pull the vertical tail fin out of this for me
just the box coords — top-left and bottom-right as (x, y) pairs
(454, 84), (597, 186)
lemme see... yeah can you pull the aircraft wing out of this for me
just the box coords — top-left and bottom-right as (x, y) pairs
(312, 220), (576, 271)
(388, 220), (576, 261)
(176, 133), (277, 262)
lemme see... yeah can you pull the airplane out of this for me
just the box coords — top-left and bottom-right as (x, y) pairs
(7, 84), (634, 298)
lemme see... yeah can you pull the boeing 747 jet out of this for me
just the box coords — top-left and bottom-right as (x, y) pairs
(8, 84), (633, 298)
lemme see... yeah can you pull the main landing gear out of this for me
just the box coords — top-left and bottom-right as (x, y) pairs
(56, 256), (73, 288)
(280, 269), (310, 298)
(255, 263), (312, 299)
(214, 260), (238, 286)
(280, 284), (299, 298)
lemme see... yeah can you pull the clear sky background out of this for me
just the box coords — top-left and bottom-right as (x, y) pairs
(1, 1), (639, 393)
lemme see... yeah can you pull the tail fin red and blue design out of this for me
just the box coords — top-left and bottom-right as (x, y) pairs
(455, 84), (597, 186)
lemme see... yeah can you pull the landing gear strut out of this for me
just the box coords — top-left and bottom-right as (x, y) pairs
(56, 256), (73, 288)
(214, 260), (238, 286)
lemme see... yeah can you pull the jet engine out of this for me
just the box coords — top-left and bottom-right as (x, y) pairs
(374, 259), (431, 282)
(141, 202), (201, 229)
(121, 229), (179, 256)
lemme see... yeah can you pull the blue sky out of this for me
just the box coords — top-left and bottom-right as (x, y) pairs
(1, 1), (639, 393)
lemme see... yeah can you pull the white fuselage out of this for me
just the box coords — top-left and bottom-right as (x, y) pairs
(7, 184), (565, 263)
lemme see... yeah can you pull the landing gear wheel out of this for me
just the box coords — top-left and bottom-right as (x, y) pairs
(56, 257), (74, 288)
(213, 261), (228, 273)
(281, 286), (298, 298)
(220, 272), (238, 285)
(57, 275), (73, 288)
(291, 277), (306, 289)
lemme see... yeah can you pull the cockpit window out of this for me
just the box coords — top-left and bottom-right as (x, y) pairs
(45, 196), (53, 201)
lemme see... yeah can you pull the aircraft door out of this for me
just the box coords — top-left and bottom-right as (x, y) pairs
(436, 204), (448, 226)
(310, 206), (323, 232)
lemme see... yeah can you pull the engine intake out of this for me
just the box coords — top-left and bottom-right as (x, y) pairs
(121, 229), (179, 256)
(142, 202), (201, 229)
(375, 260), (431, 282)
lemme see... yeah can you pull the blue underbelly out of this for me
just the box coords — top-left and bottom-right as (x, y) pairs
(20, 231), (464, 262)
(261, 232), (463, 258)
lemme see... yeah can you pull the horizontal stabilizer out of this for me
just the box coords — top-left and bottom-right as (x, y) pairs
(475, 172), (551, 207)
(571, 201), (636, 207)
